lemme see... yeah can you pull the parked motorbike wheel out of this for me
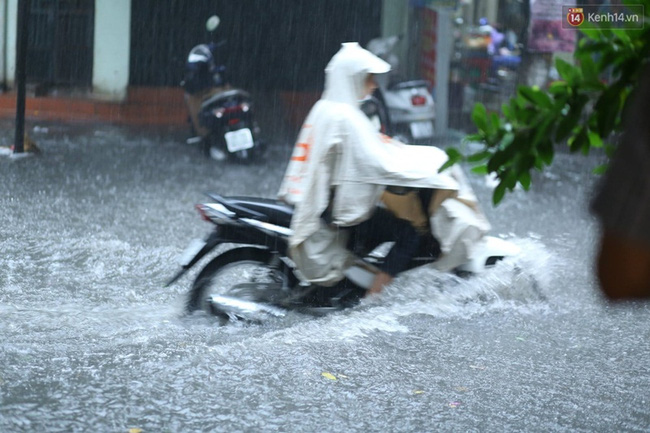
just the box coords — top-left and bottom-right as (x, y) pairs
(186, 247), (294, 321)
(203, 134), (252, 162)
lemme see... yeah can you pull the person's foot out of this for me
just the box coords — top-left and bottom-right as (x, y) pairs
(367, 271), (393, 295)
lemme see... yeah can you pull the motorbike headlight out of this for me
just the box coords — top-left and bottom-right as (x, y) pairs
(241, 103), (250, 113)
(212, 107), (225, 118)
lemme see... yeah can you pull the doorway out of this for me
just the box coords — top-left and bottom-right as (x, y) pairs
(27, 0), (94, 88)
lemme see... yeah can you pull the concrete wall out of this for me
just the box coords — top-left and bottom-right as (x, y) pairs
(92, 0), (131, 101)
(3, 0), (17, 88)
(0, 0), (6, 86)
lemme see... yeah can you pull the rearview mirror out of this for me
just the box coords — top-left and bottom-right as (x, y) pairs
(206, 15), (220, 32)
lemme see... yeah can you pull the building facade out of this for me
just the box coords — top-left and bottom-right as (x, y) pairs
(1, 0), (130, 101)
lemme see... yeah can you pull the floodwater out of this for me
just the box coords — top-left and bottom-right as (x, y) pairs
(1, 120), (649, 433)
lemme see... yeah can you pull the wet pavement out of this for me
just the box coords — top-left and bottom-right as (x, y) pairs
(1, 118), (649, 432)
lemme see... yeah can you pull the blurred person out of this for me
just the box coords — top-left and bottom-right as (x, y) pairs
(278, 42), (460, 295)
(479, 18), (505, 55)
(591, 69), (650, 299)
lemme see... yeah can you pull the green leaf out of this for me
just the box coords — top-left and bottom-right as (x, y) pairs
(597, 50), (621, 73)
(581, 80), (608, 92)
(439, 147), (462, 172)
(599, 27), (614, 40)
(502, 103), (513, 119)
(548, 81), (569, 96)
(612, 28), (633, 50)
(555, 114), (578, 142)
(446, 146), (462, 158)
(556, 58), (581, 84)
(471, 165), (489, 175)
(463, 133), (483, 143)
(511, 95), (524, 112)
(467, 150), (491, 163)
(555, 94), (589, 142)
(487, 148), (512, 173)
(568, 128), (589, 153)
(588, 130), (603, 148)
(439, 159), (455, 172)
(519, 171), (532, 191)
(592, 164), (608, 175)
(500, 132), (515, 150)
(581, 137), (592, 155)
(518, 86), (553, 109)
(493, 181), (507, 205)
(578, 41), (610, 55)
(532, 118), (554, 148)
(578, 55), (599, 85)
(503, 170), (518, 190)
(471, 103), (489, 133)
(604, 143), (617, 158)
(512, 106), (537, 125)
(538, 140), (554, 165)
(579, 28), (603, 40)
(595, 86), (622, 137)
(489, 112), (501, 135)
(522, 154), (537, 171)
(445, 147), (462, 163)
(515, 88), (530, 107)
(555, 58), (573, 80)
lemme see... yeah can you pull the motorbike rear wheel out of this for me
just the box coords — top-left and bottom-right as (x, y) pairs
(186, 247), (294, 319)
(204, 135), (228, 161)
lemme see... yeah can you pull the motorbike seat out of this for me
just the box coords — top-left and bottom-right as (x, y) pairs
(216, 195), (294, 228)
(388, 79), (431, 91)
(201, 89), (251, 110)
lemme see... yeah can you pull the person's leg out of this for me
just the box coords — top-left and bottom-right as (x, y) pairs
(368, 270), (394, 295)
(347, 207), (421, 293)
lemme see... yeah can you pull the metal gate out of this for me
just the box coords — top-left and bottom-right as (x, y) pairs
(27, 0), (94, 87)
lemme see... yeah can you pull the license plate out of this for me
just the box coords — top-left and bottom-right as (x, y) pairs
(225, 128), (254, 153)
(410, 121), (434, 139)
(177, 239), (206, 266)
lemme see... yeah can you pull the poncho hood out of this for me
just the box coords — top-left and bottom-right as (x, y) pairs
(322, 42), (390, 106)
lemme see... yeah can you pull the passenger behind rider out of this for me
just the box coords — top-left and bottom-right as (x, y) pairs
(278, 42), (466, 295)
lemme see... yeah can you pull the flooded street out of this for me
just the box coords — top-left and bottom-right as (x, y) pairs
(1, 121), (649, 432)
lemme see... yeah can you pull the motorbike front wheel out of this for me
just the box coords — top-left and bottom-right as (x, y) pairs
(186, 247), (294, 320)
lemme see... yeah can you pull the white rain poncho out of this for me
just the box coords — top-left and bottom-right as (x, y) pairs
(429, 164), (491, 272)
(278, 42), (487, 285)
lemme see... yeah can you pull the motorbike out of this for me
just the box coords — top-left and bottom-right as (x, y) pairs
(168, 48), (518, 324)
(182, 15), (264, 162)
(366, 35), (435, 144)
(166, 192), (521, 324)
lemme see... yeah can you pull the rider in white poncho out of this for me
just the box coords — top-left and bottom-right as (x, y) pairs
(278, 42), (489, 293)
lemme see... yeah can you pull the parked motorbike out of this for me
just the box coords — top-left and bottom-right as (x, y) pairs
(182, 15), (264, 162)
(366, 35), (435, 144)
(360, 95), (390, 135)
(167, 192), (521, 324)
